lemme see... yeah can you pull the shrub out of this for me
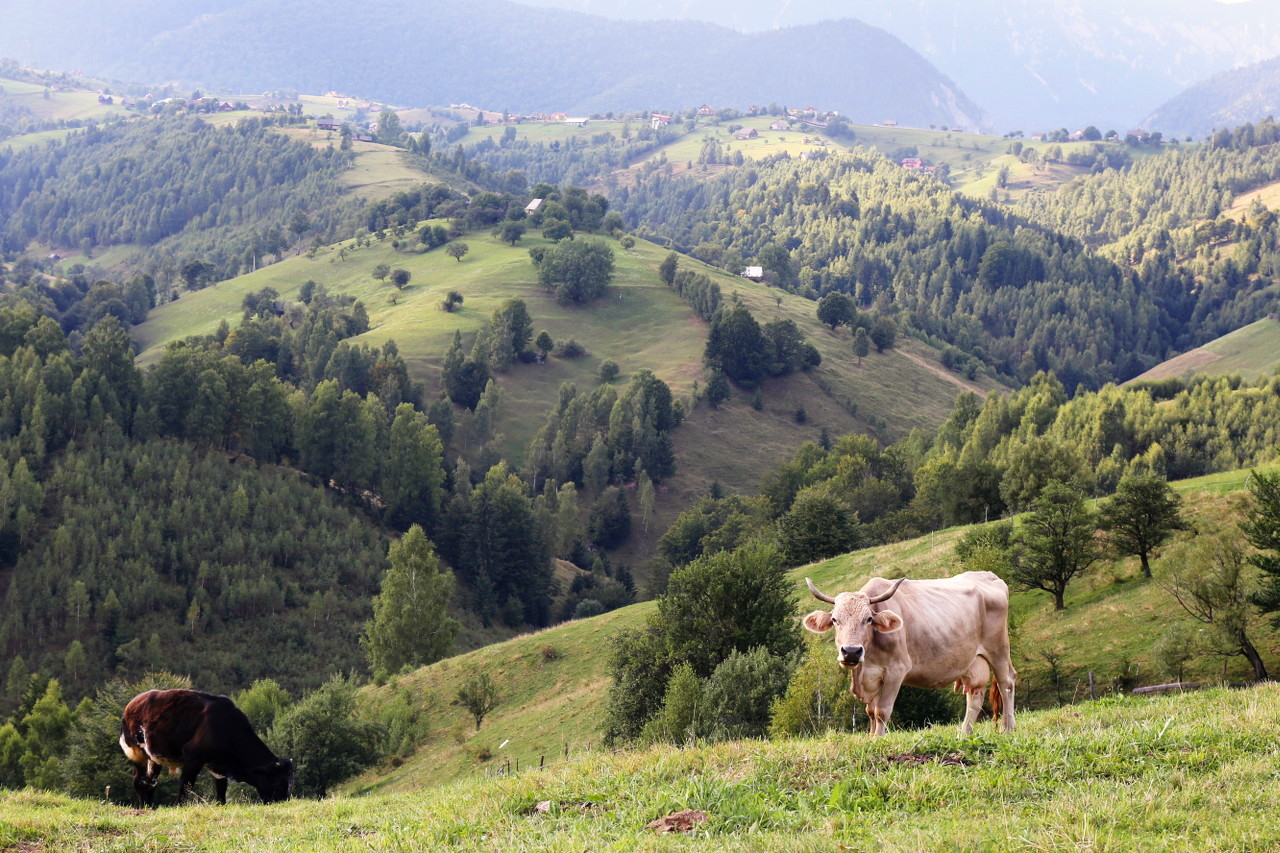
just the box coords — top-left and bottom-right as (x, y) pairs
(640, 663), (705, 745)
(770, 638), (862, 738)
(268, 675), (382, 798)
(702, 646), (796, 740)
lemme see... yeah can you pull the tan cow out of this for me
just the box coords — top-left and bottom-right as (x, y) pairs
(803, 572), (1016, 736)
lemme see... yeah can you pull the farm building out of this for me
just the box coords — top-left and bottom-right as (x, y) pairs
(770, 120), (790, 131)
(736, 128), (758, 139)
(740, 266), (764, 281)
(525, 199), (544, 215)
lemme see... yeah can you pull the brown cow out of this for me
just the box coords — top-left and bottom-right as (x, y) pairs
(120, 689), (293, 806)
(803, 572), (1016, 736)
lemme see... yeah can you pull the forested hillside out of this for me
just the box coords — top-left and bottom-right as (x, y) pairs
(0, 115), (361, 282)
(1144, 56), (1280, 142)
(622, 149), (1168, 388)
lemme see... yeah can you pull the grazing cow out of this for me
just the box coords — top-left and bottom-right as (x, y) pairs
(803, 572), (1016, 736)
(119, 689), (294, 806)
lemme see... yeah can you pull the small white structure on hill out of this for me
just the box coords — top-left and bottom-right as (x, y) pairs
(525, 198), (544, 215)
(740, 266), (764, 281)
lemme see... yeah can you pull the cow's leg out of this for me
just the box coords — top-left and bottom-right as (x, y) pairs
(961, 687), (985, 735)
(176, 764), (203, 805)
(992, 658), (1017, 732)
(958, 656), (991, 735)
(213, 774), (228, 805)
(867, 672), (906, 736)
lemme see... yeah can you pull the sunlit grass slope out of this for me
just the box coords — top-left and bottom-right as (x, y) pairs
(6, 682), (1280, 851)
(323, 468), (1278, 794)
(1130, 317), (1280, 383)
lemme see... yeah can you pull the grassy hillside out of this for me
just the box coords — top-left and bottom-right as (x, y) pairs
(6, 681), (1280, 850)
(324, 467), (1277, 794)
(131, 230), (1004, 565)
(1130, 318), (1280, 383)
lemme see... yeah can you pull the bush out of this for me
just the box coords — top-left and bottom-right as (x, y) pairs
(770, 638), (862, 738)
(572, 598), (605, 619)
(702, 646), (796, 740)
(554, 339), (587, 358)
(268, 675), (382, 798)
(640, 663), (705, 745)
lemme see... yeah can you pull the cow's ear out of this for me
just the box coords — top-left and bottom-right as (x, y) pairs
(803, 610), (833, 633)
(873, 609), (903, 633)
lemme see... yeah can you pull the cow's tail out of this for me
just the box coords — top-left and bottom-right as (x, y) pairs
(989, 676), (1004, 726)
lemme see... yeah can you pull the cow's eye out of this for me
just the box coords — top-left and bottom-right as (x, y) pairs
(865, 616), (873, 624)
(831, 616), (840, 625)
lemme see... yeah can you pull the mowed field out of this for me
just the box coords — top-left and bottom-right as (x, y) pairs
(1130, 318), (1280, 383)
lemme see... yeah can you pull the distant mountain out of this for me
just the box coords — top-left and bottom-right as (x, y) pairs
(513, 0), (1280, 132)
(0, 0), (988, 131)
(1143, 56), (1280, 141)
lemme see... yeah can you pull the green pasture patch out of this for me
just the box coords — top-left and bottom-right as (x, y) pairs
(8, 683), (1280, 850)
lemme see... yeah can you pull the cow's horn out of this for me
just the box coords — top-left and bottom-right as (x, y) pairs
(805, 577), (835, 604)
(868, 577), (906, 604)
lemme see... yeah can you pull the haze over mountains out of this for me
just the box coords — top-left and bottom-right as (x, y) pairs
(517, 0), (1280, 132)
(0, 0), (986, 131)
(1144, 55), (1280, 141)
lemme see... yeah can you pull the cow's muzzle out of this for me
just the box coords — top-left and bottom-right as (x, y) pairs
(838, 645), (864, 667)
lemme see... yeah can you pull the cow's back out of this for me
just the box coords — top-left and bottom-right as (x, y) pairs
(868, 572), (1008, 688)
(122, 689), (275, 769)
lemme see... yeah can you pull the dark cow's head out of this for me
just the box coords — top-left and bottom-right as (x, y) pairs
(245, 757), (294, 803)
(802, 577), (905, 668)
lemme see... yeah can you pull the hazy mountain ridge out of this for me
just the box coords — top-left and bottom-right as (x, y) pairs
(514, 0), (1280, 131)
(1144, 56), (1280, 141)
(0, 0), (987, 131)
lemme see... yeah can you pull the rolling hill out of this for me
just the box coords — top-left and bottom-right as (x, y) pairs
(1130, 317), (1280, 383)
(0, 0), (988, 131)
(329, 466), (1275, 792)
(130, 228), (1006, 570)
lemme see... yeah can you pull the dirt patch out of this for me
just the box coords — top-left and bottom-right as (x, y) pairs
(648, 809), (708, 833)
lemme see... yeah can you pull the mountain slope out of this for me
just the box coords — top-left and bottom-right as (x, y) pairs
(129, 229), (1007, 568)
(0, 0), (988, 131)
(1144, 55), (1280, 141)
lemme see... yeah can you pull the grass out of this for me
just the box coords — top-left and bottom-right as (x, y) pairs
(6, 682), (1280, 850)
(276, 127), (433, 199)
(0, 75), (122, 124)
(1, 126), (77, 153)
(1130, 318), (1280, 383)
